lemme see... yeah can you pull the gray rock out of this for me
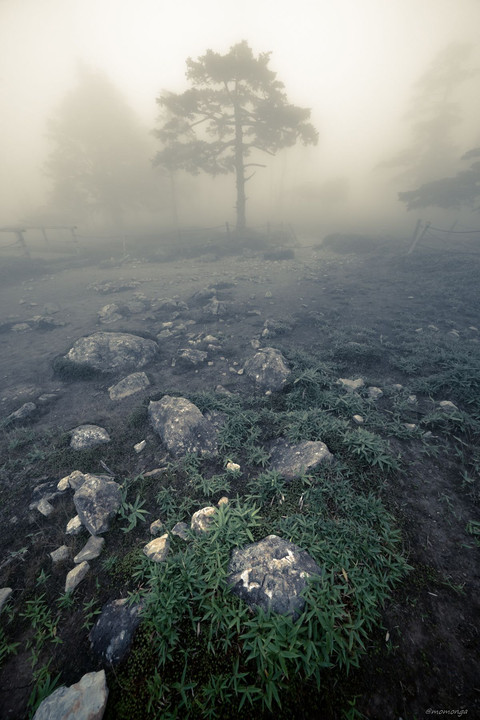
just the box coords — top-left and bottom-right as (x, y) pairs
(148, 396), (218, 457)
(64, 332), (158, 372)
(65, 561), (90, 593)
(89, 599), (143, 666)
(171, 521), (189, 540)
(73, 474), (122, 535)
(269, 438), (333, 480)
(244, 347), (291, 392)
(108, 371), (150, 400)
(97, 303), (123, 324)
(367, 386), (383, 400)
(149, 519), (164, 536)
(74, 536), (105, 563)
(70, 424), (111, 450)
(176, 348), (208, 367)
(227, 535), (322, 619)
(58, 470), (86, 492)
(32, 670), (108, 720)
(30, 480), (66, 511)
(50, 546), (70, 564)
(6, 401), (37, 423)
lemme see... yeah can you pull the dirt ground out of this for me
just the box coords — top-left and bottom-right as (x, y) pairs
(0, 232), (479, 719)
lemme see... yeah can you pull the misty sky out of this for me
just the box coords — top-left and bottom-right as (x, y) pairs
(1, 0), (479, 225)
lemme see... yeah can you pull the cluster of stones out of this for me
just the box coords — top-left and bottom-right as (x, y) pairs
(3, 309), (472, 717)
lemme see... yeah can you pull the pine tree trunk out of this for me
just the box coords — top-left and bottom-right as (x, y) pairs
(233, 96), (246, 231)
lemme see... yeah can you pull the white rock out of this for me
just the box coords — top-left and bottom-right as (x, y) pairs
(337, 378), (364, 392)
(65, 561), (89, 593)
(74, 536), (105, 563)
(134, 440), (146, 453)
(353, 414), (364, 424)
(143, 534), (170, 562)
(66, 515), (84, 535)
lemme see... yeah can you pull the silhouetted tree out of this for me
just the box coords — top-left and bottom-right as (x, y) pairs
(399, 146), (480, 211)
(45, 65), (160, 227)
(153, 41), (318, 231)
(379, 43), (476, 186)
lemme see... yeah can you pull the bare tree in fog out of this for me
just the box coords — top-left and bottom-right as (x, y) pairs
(153, 41), (318, 232)
(44, 65), (161, 229)
(379, 43), (476, 187)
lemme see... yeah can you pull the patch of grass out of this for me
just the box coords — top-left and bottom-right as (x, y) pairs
(52, 356), (103, 380)
(107, 475), (409, 719)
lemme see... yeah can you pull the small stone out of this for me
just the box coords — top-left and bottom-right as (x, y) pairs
(353, 414), (364, 424)
(226, 461), (240, 472)
(337, 378), (364, 392)
(367, 386), (383, 400)
(36, 498), (54, 517)
(50, 546), (70, 564)
(134, 440), (146, 453)
(65, 561), (90, 593)
(149, 519), (164, 536)
(143, 534), (170, 562)
(391, 384), (403, 392)
(439, 400), (458, 412)
(6, 402), (37, 423)
(407, 395), (417, 404)
(57, 470), (86, 492)
(108, 372), (150, 401)
(171, 522), (189, 540)
(74, 536), (105, 563)
(66, 515), (84, 535)
(70, 424), (111, 450)
(191, 506), (216, 533)
(404, 423), (417, 430)
(217, 496), (229, 507)
(0, 588), (13, 611)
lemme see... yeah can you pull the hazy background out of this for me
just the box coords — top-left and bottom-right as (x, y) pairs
(1, 0), (479, 238)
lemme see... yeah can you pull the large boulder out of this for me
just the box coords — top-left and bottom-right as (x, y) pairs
(32, 670), (108, 720)
(90, 599), (143, 666)
(244, 347), (290, 392)
(227, 535), (322, 619)
(269, 438), (333, 480)
(63, 332), (158, 373)
(148, 396), (218, 457)
(73, 474), (122, 535)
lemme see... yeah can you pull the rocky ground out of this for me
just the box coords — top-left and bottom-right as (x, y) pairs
(0, 231), (479, 719)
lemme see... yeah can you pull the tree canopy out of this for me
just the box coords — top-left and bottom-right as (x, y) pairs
(379, 43), (476, 187)
(45, 65), (160, 227)
(153, 41), (318, 230)
(398, 147), (480, 211)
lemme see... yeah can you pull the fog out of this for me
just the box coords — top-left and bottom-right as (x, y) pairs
(1, 0), (479, 239)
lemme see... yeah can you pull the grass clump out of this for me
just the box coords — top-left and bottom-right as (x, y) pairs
(105, 472), (408, 719)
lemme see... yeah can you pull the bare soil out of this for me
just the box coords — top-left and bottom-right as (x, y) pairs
(0, 233), (479, 719)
